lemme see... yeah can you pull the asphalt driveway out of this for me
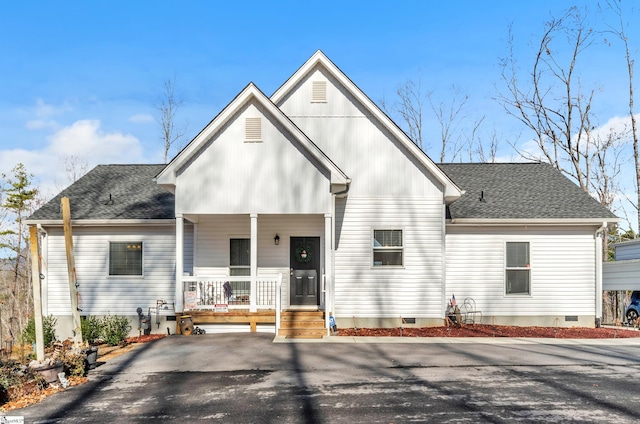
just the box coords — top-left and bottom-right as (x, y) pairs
(12, 334), (640, 423)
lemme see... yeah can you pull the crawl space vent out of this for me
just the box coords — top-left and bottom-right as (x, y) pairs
(311, 81), (327, 102)
(244, 117), (262, 142)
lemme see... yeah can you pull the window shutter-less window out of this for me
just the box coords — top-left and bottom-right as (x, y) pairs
(245, 117), (262, 142)
(311, 81), (327, 102)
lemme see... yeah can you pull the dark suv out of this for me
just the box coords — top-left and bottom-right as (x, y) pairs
(626, 291), (640, 323)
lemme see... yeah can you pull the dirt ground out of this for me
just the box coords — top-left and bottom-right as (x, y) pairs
(337, 324), (640, 338)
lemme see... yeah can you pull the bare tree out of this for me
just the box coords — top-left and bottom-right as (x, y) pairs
(391, 76), (427, 151)
(604, 0), (639, 234)
(429, 85), (470, 162)
(381, 76), (486, 162)
(497, 7), (622, 196)
(156, 77), (187, 164)
(64, 155), (88, 185)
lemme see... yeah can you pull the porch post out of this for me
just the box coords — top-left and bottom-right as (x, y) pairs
(175, 214), (184, 313)
(250, 213), (258, 312)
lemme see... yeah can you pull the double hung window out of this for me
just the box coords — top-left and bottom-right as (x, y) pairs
(505, 242), (530, 295)
(373, 230), (403, 267)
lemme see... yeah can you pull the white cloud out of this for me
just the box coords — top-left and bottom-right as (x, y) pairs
(0, 119), (148, 199)
(129, 113), (154, 124)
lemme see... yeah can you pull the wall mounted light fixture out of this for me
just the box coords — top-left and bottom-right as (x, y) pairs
(274, 234), (280, 245)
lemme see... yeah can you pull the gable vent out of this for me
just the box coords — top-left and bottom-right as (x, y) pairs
(244, 117), (262, 142)
(311, 81), (327, 103)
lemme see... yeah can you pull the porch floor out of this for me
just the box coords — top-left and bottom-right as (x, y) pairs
(180, 310), (275, 333)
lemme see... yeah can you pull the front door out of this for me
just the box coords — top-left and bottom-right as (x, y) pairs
(290, 237), (320, 306)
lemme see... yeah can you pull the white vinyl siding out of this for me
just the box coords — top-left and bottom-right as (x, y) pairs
(276, 68), (443, 199)
(334, 196), (444, 318)
(175, 101), (331, 215)
(446, 226), (597, 316)
(43, 226), (177, 316)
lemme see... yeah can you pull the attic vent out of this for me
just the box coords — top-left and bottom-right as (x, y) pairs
(311, 81), (327, 102)
(244, 117), (262, 142)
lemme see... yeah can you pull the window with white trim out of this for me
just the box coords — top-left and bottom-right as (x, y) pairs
(230, 238), (250, 276)
(373, 230), (403, 266)
(109, 242), (143, 276)
(505, 242), (530, 295)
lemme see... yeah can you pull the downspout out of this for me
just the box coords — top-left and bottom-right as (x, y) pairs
(594, 222), (607, 327)
(441, 197), (447, 322)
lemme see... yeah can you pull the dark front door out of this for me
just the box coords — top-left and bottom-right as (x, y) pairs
(290, 237), (320, 306)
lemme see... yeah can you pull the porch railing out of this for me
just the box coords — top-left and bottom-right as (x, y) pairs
(182, 275), (282, 310)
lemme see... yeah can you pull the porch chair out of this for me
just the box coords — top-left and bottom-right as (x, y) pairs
(460, 297), (482, 324)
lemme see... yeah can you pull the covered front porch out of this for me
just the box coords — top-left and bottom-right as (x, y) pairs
(174, 213), (333, 336)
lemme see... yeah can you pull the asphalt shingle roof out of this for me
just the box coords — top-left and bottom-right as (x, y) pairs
(28, 164), (174, 221)
(28, 162), (617, 222)
(438, 162), (618, 220)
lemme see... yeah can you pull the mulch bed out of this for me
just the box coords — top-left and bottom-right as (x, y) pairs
(337, 324), (640, 338)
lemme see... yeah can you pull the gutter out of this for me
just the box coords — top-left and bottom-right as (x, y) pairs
(25, 219), (177, 227)
(448, 218), (620, 227)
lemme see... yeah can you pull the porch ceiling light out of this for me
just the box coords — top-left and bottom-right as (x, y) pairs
(274, 234), (280, 245)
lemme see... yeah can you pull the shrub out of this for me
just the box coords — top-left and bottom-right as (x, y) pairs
(101, 315), (131, 346)
(59, 350), (87, 377)
(21, 315), (58, 348)
(81, 315), (103, 345)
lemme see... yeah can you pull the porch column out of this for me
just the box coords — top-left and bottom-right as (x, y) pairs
(324, 213), (332, 313)
(250, 213), (258, 312)
(175, 214), (184, 313)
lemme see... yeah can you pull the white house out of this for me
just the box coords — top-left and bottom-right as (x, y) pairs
(27, 51), (618, 337)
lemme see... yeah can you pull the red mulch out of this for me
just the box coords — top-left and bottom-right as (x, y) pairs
(125, 334), (167, 344)
(337, 324), (640, 338)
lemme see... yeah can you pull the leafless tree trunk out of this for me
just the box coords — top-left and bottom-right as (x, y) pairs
(156, 77), (186, 164)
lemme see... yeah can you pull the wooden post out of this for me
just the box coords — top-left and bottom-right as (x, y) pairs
(61, 197), (83, 348)
(29, 226), (45, 361)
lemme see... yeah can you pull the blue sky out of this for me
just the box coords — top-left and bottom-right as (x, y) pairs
(1, 1), (638, 228)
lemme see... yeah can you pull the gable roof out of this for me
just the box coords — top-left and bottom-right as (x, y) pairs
(271, 50), (462, 202)
(438, 162), (618, 223)
(156, 82), (349, 190)
(27, 164), (174, 223)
